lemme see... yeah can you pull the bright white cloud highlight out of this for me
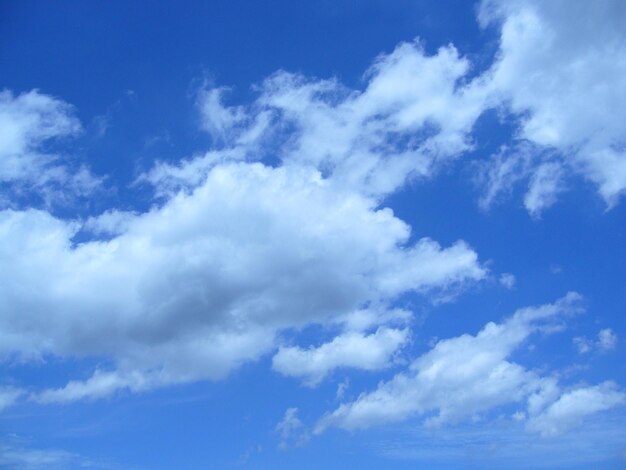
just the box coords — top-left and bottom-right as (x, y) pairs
(597, 328), (618, 351)
(272, 327), (409, 386)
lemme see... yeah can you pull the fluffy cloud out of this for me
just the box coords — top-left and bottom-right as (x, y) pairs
(527, 382), (626, 437)
(478, 0), (626, 212)
(164, 1), (626, 218)
(272, 327), (409, 386)
(147, 39), (489, 201)
(0, 39), (496, 404)
(0, 90), (99, 205)
(255, 43), (488, 198)
(316, 294), (625, 435)
(3, 1), (624, 425)
(0, 160), (485, 404)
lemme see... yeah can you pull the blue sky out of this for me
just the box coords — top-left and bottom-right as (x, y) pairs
(1, 1), (625, 468)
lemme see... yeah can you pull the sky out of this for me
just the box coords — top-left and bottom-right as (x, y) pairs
(0, 0), (625, 468)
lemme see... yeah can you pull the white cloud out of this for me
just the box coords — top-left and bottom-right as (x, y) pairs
(314, 293), (619, 434)
(0, 89), (100, 205)
(523, 162), (564, 218)
(0, 439), (110, 470)
(573, 336), (592, 355)
(33, 370), (152, 404)
(256, 43), (486, 197)
(527, 382), (626, 437)
(4, 1), (624, 417)
(154, 3), (626, 219)
(336, 378), (350, 401)
(272, 327), (409, 386)
(150, 40), (488, 201)
(597, 328), (618, 351)
(0, 387), (23, 411)
(573, 328), (618, 354)
(0, 161), (485, 404)
(478, 0), (626, 211)
(0, 36), (490, 406)
(197, 87), (247, 143)
(499, 273), (516, 289)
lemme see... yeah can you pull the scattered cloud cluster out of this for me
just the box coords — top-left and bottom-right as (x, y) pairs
(0, 0), (624, 454)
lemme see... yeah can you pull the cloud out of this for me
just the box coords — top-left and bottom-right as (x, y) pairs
(276, 407), (308, 449)
(196, 86), (247, 143)
(147, 39), (489, 201)
(523, 162), (564, 218)
(255, 43), (487, 198)
(573, 336), (592, 355)
(315, 293), (623, 435)
(3, 0), (624, 418)
(336, 378), (350, 401)
(478, 0), (626, 212)
(527, 382), (626, 437)
(0, 89), (100, 206)
(598, 328), (618, 351)
(573, 328), (618, 354)
(272, 327), (409, 386)
(0, 387), (24, 411)
(499, 273), (516, 289)
(0, 438), (113, 470)
(0, 161), (485, 405)
(152, 1), (626, 218)
(33, 370), (153, 404)
(0, 30), (490, 407)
